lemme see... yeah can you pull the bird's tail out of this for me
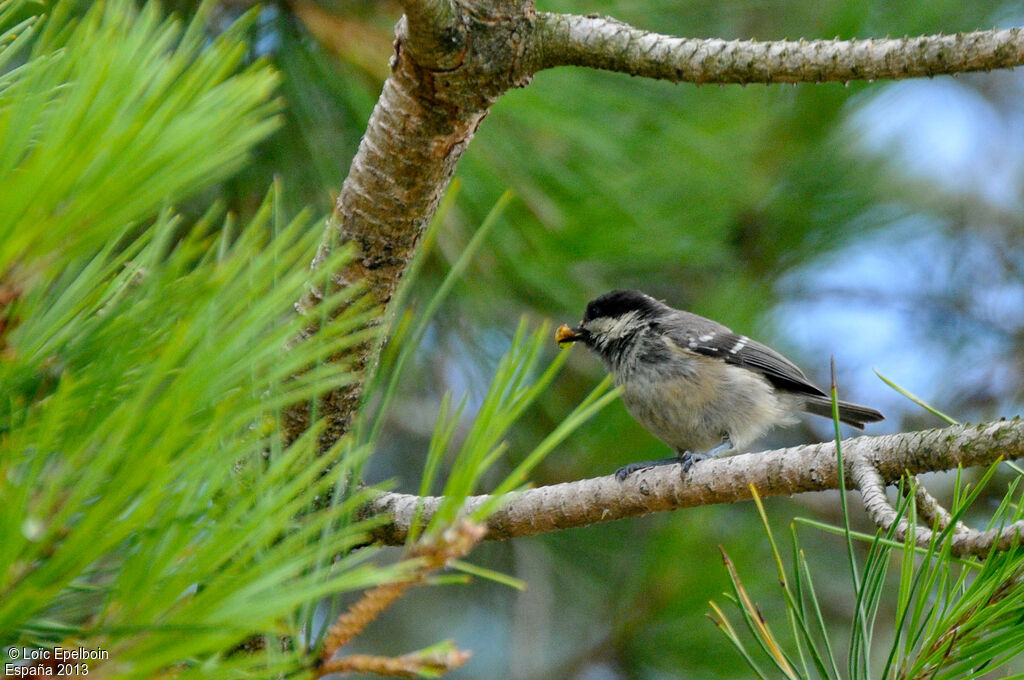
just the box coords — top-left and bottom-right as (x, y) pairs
(801, 395), (884, 429)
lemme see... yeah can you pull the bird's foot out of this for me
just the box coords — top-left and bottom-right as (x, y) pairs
(678, 435), (733, 477)
(679, 451), (706, 474)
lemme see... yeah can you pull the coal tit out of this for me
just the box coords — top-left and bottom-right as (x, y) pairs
(556, 289), (884, 480)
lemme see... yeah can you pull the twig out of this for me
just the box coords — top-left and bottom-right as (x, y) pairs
(319, 520), (486, 665)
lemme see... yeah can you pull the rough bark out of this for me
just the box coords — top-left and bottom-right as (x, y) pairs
(287, 0), (536, 446)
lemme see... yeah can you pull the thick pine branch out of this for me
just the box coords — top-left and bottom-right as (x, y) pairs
(288, 24), (494, 446)
(286, 0), (530, 447)
(357, 420), (1024, 546)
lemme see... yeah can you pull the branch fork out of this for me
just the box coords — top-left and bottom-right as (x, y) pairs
(851, 457), (1024, 558)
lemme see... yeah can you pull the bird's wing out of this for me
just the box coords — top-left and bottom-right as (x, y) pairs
(663, 322), (827, 397)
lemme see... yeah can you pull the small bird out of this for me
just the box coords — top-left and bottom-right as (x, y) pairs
(556, 289), (883, 481)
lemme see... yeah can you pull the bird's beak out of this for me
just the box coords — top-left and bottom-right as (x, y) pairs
(555, 324), (583, 346)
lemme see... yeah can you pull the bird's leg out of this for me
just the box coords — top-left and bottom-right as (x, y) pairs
(703, 433), (734, 458)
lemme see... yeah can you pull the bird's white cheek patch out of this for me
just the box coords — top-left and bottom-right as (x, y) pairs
(586, 311), (642, 344)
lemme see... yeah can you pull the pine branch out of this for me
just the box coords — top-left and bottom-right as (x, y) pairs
(357, 420), (1024, 546)
(533, 18), (1024, 84)
(319, 648), (471, 678)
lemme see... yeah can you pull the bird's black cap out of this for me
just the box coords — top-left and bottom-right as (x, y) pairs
(583, 289), (662, 322)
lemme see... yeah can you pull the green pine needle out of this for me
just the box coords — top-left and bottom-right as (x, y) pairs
(0, 0), (281, 269)
(874, 369), (960, 425)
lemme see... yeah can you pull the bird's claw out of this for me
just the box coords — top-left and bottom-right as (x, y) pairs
(679, 451), (706, 475)
(614, 462), (650, 482)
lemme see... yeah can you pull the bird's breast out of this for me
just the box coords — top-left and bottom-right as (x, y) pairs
(616, 353), (794, 454)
